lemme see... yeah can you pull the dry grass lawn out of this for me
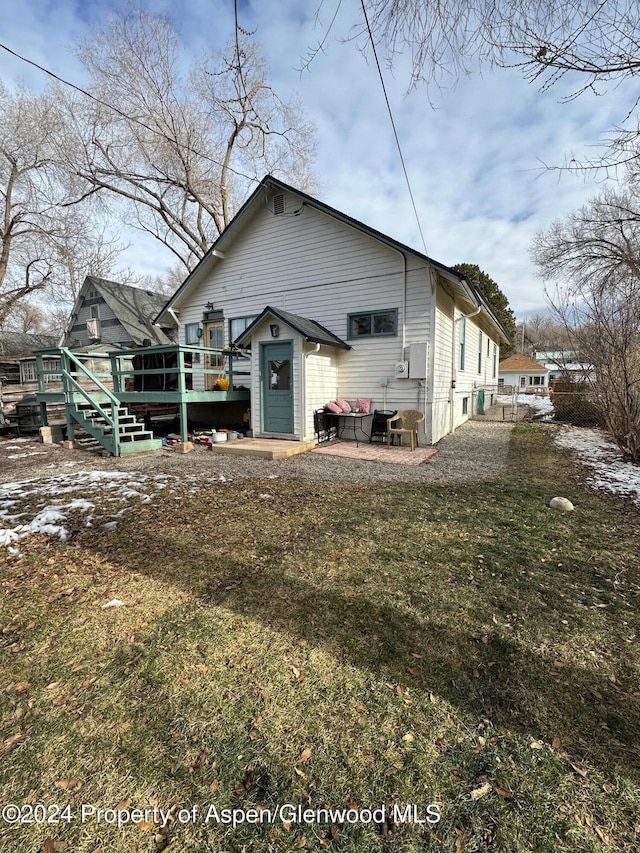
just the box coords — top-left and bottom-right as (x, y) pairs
(1, 424), (639, 852)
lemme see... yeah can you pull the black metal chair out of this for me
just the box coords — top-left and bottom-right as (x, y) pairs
(314, 408), (337, 444)
(369, 409), (397, 443)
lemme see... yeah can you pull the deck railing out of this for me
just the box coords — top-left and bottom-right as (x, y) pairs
(34, 344), (243, 397)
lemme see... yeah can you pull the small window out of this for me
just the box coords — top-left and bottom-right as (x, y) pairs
(478, 330), (483, 374)
(458, 317), (466, 371)
(493, 344), (497, 378)
(347, 309), (398, 339)
(90, 304), (100, 320)
(230, 315), (258, 343)
(462, 397), (468, 415)
(184, 323), (200, 345)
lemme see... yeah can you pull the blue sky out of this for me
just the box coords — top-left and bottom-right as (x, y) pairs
(0, 0), (633, 317)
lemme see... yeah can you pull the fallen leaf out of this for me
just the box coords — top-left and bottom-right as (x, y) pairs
(594, 825), (611, 845)
(552, 737), (562, 749)
(299, 747), (312, 764)
(2, 730), (25, 754)
(470, 781), (492, 801)
(492, 784), (512, 799)
(406, 667), (419, 678)
(55, 779), (82, 792)
(454, 829), (468, 853)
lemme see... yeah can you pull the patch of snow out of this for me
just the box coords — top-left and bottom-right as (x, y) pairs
(555, 428), (640, 506)
(497, 394), (555, 414)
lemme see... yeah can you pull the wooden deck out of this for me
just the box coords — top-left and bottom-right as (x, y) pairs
(210, 438), (315, 460)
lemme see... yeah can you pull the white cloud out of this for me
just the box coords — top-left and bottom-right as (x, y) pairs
(0, 0), (635, 317)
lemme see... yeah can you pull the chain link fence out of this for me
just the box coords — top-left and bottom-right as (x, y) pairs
(472, 385), (606, 427)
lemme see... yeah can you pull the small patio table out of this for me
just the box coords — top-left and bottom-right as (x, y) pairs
(328, 411), (369, 447)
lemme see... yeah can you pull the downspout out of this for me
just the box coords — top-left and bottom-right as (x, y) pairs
(303, 342), (321, 440)
(450, 303), (482, 435)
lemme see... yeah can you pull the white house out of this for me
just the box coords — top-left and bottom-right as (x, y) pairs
(498, 353), (550, 391)
(154, 176), (509, 445)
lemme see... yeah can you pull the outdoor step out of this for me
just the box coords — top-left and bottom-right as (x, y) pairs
(120, 430), (157, 443)
(119, 438), (163, 454)
(91, 415), (137, 426)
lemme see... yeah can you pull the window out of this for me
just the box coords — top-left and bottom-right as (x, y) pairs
(478, 330), (483, 374)
(229, 315), (258, 343)
(347, 309), (398, 339)
(184, 323), (200, 345)
(90, 304), (100, 320)
(20, 361), (37, 383)
(492, 343), (497, 378)
(498, 377), (505, 387)
(530, 375), (545, 386)
(462, 397), (468, 415)
(458, 317), (466, 371)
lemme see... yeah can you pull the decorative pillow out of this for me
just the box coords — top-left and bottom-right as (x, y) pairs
(356, 397), (371, 414)
(336, 399), (352, 413)
(325, 401), (342, 414)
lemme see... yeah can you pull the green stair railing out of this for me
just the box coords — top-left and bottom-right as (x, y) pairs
(58, 348), (122, 456)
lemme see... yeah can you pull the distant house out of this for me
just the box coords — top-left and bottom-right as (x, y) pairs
(61, 276), (176, 350)
(498, 353), (549, 391)
(0, 331), (58, 384)
(534, 350), (593, 383)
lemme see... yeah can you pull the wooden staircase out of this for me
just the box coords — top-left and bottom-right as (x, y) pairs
(70, 400), (162, 456)
(44, 349), (164, 457)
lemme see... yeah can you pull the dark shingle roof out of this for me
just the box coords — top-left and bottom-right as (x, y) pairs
(82, 277), (173, 346)
(234, 306), (351, 350)
(0, 331), (58, 357)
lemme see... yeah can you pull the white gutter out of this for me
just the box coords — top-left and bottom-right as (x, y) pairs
(449, 300), (482, 435)
(303, 343), (321, 440)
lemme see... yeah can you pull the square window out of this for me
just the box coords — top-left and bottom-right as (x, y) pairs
(347, 309), (397, 339)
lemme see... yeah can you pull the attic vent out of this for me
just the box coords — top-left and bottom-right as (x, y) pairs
(273, 193), (285, 215)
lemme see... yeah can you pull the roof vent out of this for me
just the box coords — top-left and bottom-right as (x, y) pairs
(273, 193), (285, 215)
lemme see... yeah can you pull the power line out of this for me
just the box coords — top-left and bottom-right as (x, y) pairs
(358, 0), (429, 256)
(0, 41), (259, 186)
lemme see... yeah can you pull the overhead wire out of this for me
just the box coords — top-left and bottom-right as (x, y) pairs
(0, 40), (259, 186)
(358, 0), (429, 256)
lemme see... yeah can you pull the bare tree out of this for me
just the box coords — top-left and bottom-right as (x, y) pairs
(516, 313), (572, 358)
(59, 9), (316, 273)
(0, 83), (129, 328)
(533, 185), (640, 461)
(355, 1), (640, 166)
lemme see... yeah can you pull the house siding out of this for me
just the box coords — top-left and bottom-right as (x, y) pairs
(67, 296), (132, 348)
(176, 197), (436, 437)
(171, 185), (503, 444)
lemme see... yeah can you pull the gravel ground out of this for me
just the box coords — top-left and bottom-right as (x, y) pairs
(0, 420), (514, 486)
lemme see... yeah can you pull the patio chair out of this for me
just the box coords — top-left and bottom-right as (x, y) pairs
(387, 410), (425, 451)
(369, 409), (396, 443)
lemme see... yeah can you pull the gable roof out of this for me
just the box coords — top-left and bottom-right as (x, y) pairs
(70, 276), (174, 346)
(0, 331), (58, 358)
(154, 175), (510, 343)
(234, 306), (351, 350)
(499, 353), (549, 372)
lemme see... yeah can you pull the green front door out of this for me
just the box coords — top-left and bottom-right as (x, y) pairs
(261, 341), (294, 434)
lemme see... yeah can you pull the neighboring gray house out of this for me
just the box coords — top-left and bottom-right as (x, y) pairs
(61, 276), (176, 349)
(0, 331), (58, 384)
(154, 175), (509, 444)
